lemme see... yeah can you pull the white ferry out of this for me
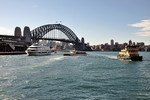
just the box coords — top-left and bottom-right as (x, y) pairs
(25, 43), (51, 56)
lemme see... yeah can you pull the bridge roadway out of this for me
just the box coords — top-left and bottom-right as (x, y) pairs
(31, 37), (80, 43)
(0, 35), (81, 44)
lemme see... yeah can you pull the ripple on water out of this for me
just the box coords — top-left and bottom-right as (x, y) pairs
(0, 52), (150, 99)
(22, 85), (41, 89)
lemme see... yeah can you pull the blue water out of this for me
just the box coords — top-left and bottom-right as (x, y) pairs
(0, 52), (150, 99)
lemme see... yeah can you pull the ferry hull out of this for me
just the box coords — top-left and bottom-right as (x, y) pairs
(117, 56), (142, 61)
(26, 51), (51, 56)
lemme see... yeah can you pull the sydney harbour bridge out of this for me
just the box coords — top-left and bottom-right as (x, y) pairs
(0, 24), (87, 51)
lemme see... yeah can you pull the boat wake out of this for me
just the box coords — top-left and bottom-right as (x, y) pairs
(43, 55), (65, 65)
(53, 56), (64, 61)
(94, 54), (117, 60)
(24, 55), (65, 68)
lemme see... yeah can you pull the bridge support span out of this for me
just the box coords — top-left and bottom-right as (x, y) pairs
(31, 24), (88, 51)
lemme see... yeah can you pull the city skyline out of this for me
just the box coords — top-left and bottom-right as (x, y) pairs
(0, 0), (150, 45)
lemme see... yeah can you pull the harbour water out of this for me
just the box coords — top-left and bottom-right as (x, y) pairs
(0, 52), (150, 99)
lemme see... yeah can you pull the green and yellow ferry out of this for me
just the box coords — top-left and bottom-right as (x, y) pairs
(117, 45), (143, 61)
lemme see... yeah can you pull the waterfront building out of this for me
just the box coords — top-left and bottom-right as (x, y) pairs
(110, 39), (114, 51)
(145, 47), (148, 52)
(49, 41), (56, 48)
(0, 26), (32, 53)
(115, 42), (118, 45)
(136, 42), (145, 51)
(60, 42), (65, 47)
(89, 40), (149, 52)
(137, 42), (145, 47)
(123, 43), (128, 46)
(111, 39), (114, 46)
(147, 45), (150, 51)
(63, 43), (72, 50)
(129, 40), (132, 46)
(86, 43), (90, 47)
(39, 40), (47, 45)
(133, 42), (135, 46)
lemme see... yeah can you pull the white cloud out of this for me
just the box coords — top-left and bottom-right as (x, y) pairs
(129, 19), (150, 37)
(136, 31), (150, 37)
(0, 26), (13, 35)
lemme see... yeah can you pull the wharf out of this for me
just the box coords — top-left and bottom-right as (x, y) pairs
(0, 52), (26, 55)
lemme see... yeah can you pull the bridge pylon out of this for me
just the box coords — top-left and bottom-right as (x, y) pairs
(74, 37), (86, 51)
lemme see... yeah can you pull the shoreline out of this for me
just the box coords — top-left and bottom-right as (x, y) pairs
(0, 52), (26, 55)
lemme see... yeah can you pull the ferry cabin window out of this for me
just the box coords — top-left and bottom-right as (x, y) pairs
(130, 54), (133, 56)
(130, 54), (136, 56)
(128, 50), (136, 52)
(30, 47), (41, 48)
(30, 47), (37, 48)
(30, 50), (37, 51)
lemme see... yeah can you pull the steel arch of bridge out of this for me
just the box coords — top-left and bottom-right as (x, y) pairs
(31, 24), (80, 43)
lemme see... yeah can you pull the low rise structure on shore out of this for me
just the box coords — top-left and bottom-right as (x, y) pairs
(90, 40), (150, 52)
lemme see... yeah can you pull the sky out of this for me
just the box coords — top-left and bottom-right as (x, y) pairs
(0, 0), (150, 45)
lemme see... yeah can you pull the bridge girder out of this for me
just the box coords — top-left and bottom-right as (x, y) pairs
(31, 24), (80, 43)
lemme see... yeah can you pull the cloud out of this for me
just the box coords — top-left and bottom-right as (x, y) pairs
(0, 26), (13, 35)
(129, 19), (150, 37)
(136, 31), (150, 37)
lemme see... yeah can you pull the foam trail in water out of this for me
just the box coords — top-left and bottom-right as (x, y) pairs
(53, 56), (64, 61)
(39, 56), (65, 66)
(94, 54), (117, 59)
(22, 55), (65, 69)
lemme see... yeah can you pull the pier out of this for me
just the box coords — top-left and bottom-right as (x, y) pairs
(0, 51), (25, 55)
